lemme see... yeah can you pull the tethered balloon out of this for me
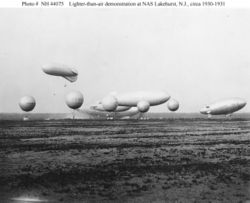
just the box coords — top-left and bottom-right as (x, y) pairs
(65, 91), (84, 109)
(19, 96), (36, 112)
(167, 99), (179, 111)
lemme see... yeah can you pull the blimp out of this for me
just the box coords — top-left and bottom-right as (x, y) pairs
(42, 63), (78, 82)
(101, 91), (170, 113)
(91, 102), (131, 112)
(78, 107), (140, 119)
(200, 98), (247, 117)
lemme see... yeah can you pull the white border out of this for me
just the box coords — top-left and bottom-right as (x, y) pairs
(0, 0), (250, 8)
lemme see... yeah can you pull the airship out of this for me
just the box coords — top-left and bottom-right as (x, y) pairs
(101, 91), (170, 113)
(91, 102), (131, 112)
(19, 96), (36, 112)
(200, 98), (247, 117)
(42, 63), (78, 82)
(78, 107), (140, 119)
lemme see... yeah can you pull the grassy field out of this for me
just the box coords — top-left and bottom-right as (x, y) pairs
(0, 118), (250, 202)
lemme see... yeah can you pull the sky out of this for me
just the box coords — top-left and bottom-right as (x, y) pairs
(0, 8), (250, 113)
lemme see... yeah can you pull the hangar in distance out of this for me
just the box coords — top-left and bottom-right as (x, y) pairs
(42, 63), (78, 82)
(200, 98), (247, 117)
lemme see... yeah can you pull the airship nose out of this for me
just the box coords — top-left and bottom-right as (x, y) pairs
(42, 65), (50, 73)
(160, 92), (171, 103)
(239, 99), (247, 107)
(71, 68), (78, 75)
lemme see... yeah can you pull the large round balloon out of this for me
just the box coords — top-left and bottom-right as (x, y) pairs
(167, 99), (179, 111)
(19, 96), (36, 112)
(65, 91), (84, 109)
(137, 101), (150, 113)
(102, 95), (118, 111)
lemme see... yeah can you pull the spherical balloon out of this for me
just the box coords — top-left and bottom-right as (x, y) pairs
(167, 99), (179, 111)
(19, 96), (36, 112)
(65, 91), (84, 109)
(137, 101), (150, 113)
(102, 95), (118, 111)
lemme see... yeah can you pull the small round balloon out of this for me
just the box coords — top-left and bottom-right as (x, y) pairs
(101, 95), (118, 111)
(65, 91), (84, 109)
(19, 96), (36, 112)
(137, 101), (150, 113)
(167, 99), (179, 111)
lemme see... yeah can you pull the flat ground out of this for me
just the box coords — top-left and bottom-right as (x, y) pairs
(0, 118), (250, 202)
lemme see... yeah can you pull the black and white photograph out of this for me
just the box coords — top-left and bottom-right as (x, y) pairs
(0, 1), (250, 202)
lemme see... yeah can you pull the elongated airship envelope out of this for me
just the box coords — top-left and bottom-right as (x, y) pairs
(42, 63), (78, 82)
(100, 91), (170, 113)
(91, 103), (130, 112)
(200, 98), (246, 116)
(65, 91), (84, 109)
(19, 96), (36, 112)
(115, 91), (170, 106)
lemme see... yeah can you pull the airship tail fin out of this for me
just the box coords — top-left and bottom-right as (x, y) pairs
(63, 75), (78, 82)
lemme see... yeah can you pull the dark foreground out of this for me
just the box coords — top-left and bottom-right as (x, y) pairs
(0, 118), (250, 203)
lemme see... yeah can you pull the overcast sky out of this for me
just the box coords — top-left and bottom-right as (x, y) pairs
(0, 8), (250, 113)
